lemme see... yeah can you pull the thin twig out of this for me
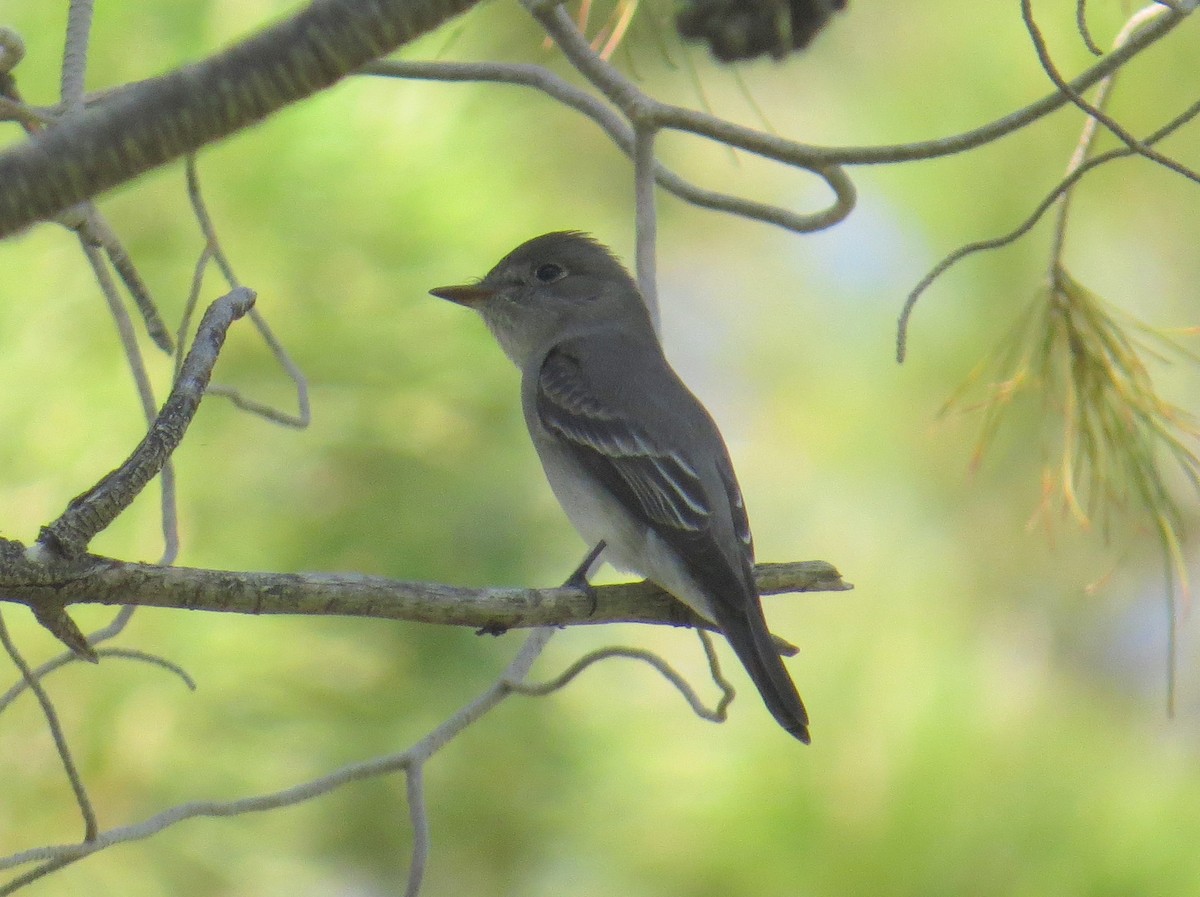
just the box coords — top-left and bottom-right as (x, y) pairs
(185, 157), (311, 428)
(896, 95), (1200, 362)
(633, 126), (660, 330)
(696, 629), (735, 719)
(62, 7), (175, 356)
(829, 3), (1188, 165)
(88, 214), (175, 353)
(0, 609), (97, 842)
(360, 59), (850, 234)
(530, 0), (855, 229)
(0, 858), (73, 897)
(0, 628), (557, 882)
(1050, 4), (1170, 273)
(1075, 0), (1104, 56)
(0, 606), (142, 712)
(60, 0), (94, 113)
(1022, 0), (1200, 186)
(507, 644), (733, 723)
(403, 764), (429, 897)
(0, 646), (193, 715)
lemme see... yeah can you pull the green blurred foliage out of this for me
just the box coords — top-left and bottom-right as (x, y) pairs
(2, 1), (1199, 895)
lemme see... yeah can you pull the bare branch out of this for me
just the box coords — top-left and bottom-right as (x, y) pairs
(0, 627), (558, 884)
(0, 0), (1189, 241)
(185, 157), (311, 428)
(896, 94), (1200, 363)
(60, 1), (95, 113)
(529, 0), (854, 230)
(633, 127), (660, 329)
(34, 287), (254, 560)
(507, 643), (734, 723)
(0, 547), (847, 633)
(1021, 0), (1200, 186)
(822, 3), (1190, 165)
(1049, 4), (1173, 272)
(361, 59), (852, 234)
(403, 764), (429, 897)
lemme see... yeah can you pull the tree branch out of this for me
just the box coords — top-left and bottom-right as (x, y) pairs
(821, 2), (1190, 165)
(0, 538), (848, 637)
(0, 626), (557, 886)
(34, 288), (256, 559)
(361, 58), (854, 234)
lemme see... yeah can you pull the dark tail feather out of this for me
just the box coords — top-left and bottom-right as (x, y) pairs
(719, 603), (810, 743)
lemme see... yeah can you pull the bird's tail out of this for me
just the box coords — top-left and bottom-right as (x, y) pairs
(720, 603), (810, 743)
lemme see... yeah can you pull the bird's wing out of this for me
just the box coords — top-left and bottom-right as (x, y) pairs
(536, 345), (712, 536)
(537, 343), (809, 741)
(715, 448), (756, 576)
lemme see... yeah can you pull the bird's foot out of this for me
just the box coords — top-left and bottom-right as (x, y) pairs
(563, 541), (606, 616)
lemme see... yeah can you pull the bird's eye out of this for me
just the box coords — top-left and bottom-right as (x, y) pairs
(534, 263), (565, 283)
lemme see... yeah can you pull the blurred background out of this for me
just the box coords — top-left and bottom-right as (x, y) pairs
(2, 1), (1199, 895)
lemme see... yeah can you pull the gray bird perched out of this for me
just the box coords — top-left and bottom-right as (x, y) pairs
(430, 231), (810, 743)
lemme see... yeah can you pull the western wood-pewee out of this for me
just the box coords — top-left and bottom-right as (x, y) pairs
(430, 231), (810, 742)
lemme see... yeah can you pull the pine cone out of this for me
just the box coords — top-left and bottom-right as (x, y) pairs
(676, 0), (847, 62)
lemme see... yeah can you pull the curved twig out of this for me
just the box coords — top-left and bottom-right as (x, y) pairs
(530, 0), (855, 229)
(896, 95), (1200, 362)
(1021, 0), (1200, 186)
(0, 645), (193, 716)
(0, 606), (142, 711)
(360, 59), (850, 233)
(185, 157), (311, 428)
(1049, 3), (1173, 272)
(507, 641), (733, 723)
(35, 287), (255, 559)
(696, 629), (736, 719)
(0, 609), (97, 843)
(0, 628), (556, 884)
(1076, 0), (1104, 56)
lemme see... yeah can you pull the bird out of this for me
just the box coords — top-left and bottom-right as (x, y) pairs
(429, 231), (810, 743)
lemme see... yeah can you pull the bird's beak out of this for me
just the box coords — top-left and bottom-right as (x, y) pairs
(429, 283), (496, 307)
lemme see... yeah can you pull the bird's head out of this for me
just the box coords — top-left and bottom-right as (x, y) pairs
(430, 231), (654, 366)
